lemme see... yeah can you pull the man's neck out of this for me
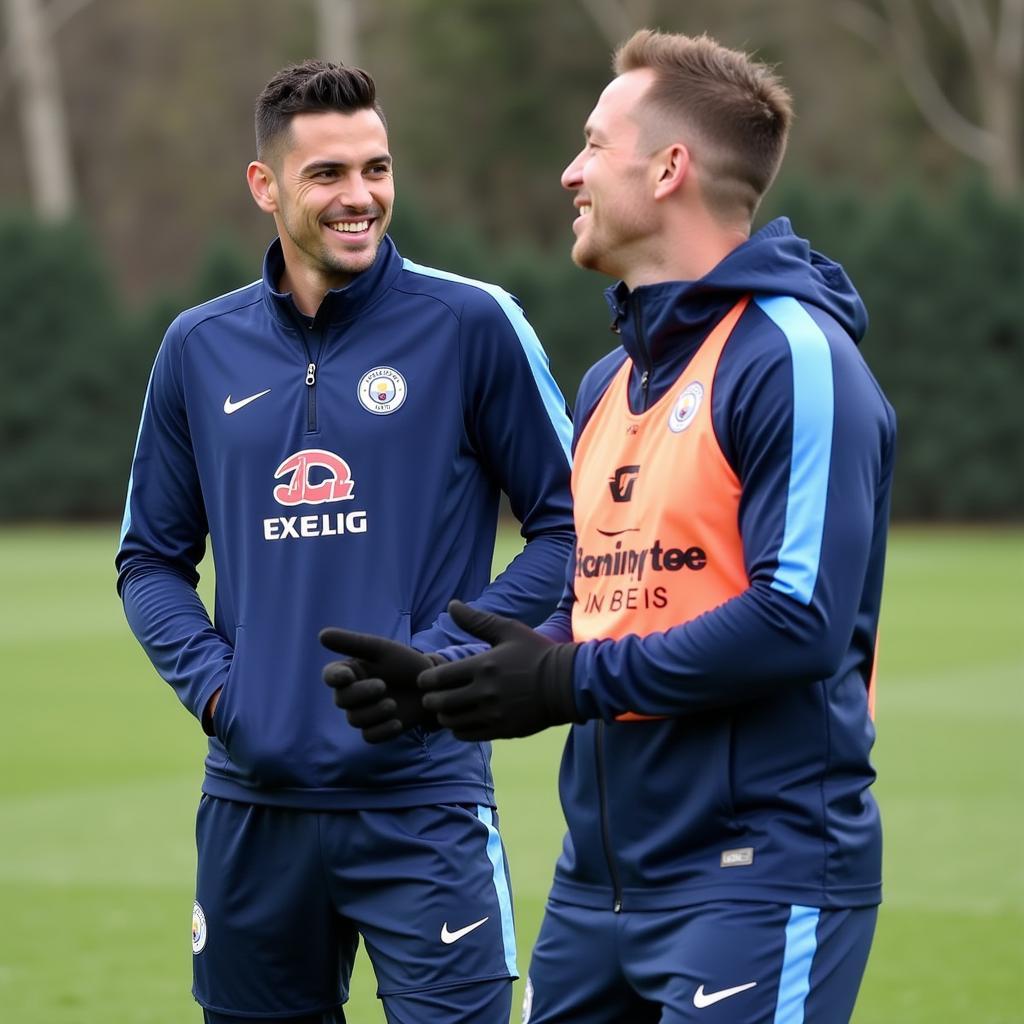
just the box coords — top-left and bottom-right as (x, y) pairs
(276, 269), (320, 317)
(623, 222), (748, 291)
(275, 236), (353, 317)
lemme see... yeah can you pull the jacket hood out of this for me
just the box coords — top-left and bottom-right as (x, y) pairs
(605, 217), (868, 365)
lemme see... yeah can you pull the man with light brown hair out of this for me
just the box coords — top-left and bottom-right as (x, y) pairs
(327, 28), (892, 1024)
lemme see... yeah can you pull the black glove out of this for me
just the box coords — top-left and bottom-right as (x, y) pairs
(320, 628), (442, 743)
(417, 600), (581, 741)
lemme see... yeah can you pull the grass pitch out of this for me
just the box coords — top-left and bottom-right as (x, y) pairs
(0, 526), (1021, 1022)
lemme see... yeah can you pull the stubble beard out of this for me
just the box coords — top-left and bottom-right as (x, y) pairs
(570, 219), (599, 271)
(571, 225), (617, 279)
(281, 199), (386, 282)
(295, 222), (381, 279)
(573, 208), (654, 282)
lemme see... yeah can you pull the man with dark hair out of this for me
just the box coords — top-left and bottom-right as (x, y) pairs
(327, 31), (894, 1024)
(116, 59), (574, 1023)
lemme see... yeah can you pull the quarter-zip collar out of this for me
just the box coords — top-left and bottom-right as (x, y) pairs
(261, 234), (404, 333)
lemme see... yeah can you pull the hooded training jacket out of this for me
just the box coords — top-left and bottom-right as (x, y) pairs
(116, 236), (574, 811)
(535, 218), (896, 911)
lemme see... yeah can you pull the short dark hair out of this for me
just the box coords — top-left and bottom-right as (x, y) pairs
(614, 30), (792, 220)
(255, 60), (386, 162)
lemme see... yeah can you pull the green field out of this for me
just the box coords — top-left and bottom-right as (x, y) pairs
(1, 526), (1022, 1022)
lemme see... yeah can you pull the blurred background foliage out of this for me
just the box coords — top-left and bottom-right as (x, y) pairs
(0, 0), (1022, 520)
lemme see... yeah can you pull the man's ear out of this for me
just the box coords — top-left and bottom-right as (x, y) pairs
(653, 143), (689, 201)
(247, 160), (278, 213)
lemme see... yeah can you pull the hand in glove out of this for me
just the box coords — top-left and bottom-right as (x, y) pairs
(320, 629), (442, 743)
(417, 600), (581, 741)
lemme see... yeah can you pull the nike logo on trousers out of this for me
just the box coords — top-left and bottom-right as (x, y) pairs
(440, 917), (489, 944)
(693, 982), (758, 1007)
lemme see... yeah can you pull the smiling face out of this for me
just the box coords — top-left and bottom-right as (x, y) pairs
(252, 109), (394, 293)
(560, 69), (664, 281)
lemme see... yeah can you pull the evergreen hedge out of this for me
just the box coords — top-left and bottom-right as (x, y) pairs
(768, 178), (1024, 521)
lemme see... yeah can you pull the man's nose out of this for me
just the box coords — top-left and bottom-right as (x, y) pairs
(561, 150), (584, 191)
(338, 173), (373, 208)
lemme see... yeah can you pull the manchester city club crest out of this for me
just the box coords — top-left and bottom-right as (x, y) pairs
(668, 381), (704, 433)
(192, 900), (207, 954)
(358, 366), (407, 415)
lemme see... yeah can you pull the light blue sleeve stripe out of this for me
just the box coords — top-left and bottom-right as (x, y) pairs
(118, 360), (157, 546)
(754, 296), (834, 606)
(772, 904), (820, 1024)
(477, 805), (518, 977)
(402, 258), (572, 464)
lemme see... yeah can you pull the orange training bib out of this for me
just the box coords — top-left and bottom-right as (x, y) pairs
(571, 298), (751, 668)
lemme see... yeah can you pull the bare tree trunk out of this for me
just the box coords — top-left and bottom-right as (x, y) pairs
(836, 0), (1021, 195)
(3, 0), (76, 219)
(986, 0), (1024, 192)
(316, 0), (360, 67)
(978, 58), (1021, 194)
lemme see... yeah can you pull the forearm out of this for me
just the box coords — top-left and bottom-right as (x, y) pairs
(533, 574), (576, 644)
(573, 583), (847, 720)
(121, 565), (233, 722)
(411, 525), (574, 651)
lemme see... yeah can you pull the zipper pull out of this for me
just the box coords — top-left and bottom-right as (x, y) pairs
(640, 369), (649, 391)
(305, 362), (316, 386)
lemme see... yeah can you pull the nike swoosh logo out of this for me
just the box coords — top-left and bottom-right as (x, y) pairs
(596, 528), (640, 536)
(223, 389), (271, 414)
(440, 917), (489, 944)
(693, 982), (757, 1008)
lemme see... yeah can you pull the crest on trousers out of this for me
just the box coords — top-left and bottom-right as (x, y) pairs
(522, 976), (534, 1023)
(192, 900), (207, 954)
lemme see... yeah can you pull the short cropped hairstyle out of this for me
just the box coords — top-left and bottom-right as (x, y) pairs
(614, 30), (792, 220)
(255, 60), (386, 162)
